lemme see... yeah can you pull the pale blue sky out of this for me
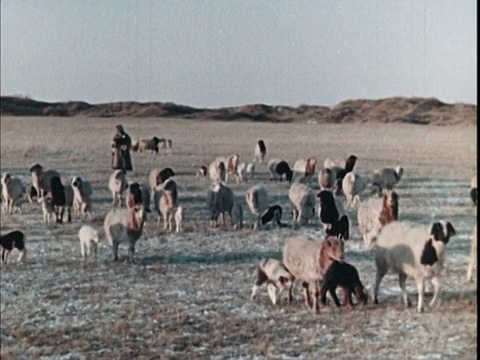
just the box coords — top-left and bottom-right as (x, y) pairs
(1, 1), (477, 107)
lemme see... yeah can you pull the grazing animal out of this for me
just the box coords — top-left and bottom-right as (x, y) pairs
(126, 182), (143, 209)
(318, 168), (336, 191)
(342, 172), (369, 209)
(471, 175), (477, 206)
(372, 166), (404, 193)
(27, 184), (38, 203)
(320, 260), (368, 307)
(154, 178), (178, 231)
(108, 170), (128, 207)
(334, 155), (358, 181)
(254, 140), (267, 163)
(131, 138), (140, 152)
(1, 173), (26, 214)
(71, 176), (93, 219)
(324, 155), (357, 194)
(246, 183), (269, 229)
(236, 162), (256, 182)
(196, 165), (208, 178)
(232, 203), (243, 230)
(466, 224), (477, 282)
(372, 221), (456, 312)
(38, 196), (55, 226)
(104, 206), (146, 263)
(358, 190), (399, 248)
(268, 159), (293, 183)
(317, 190), (349, 239)
(206, 182), (234, 227)
(292, 156), (317, 183)
(149, 167), (175, 193)
(260, 205), (287, 228)
(157, 138), (173, 152)
(282, 235), (345, 313)
(1, 230), (27, 264)
(78, 225), (100, 259)
(289, 182), (316, 225)
(224, 154), (240, 183)
(49, 176), (72, 223)
(251, 258), (294, 305)
(139, 136), (161, 154)
(29, 163), (61, 198)
(209, 159), (227, 183)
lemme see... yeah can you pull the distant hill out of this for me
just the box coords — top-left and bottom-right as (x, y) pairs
(0, 96), (476, 125)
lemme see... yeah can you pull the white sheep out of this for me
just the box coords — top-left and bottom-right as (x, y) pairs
(206, 182), (234, 227)
(372, 220), (456, 312)
(466, 224), (477, 282)
(236, 162), (256, 182)
(357, 190), (399, 248)
(288, 182), (316, 225)
(342, 171), (369, 209)
(78, 225), (100, 259)
(108, 170), (128, 207)
(38, 196), (55, 226)
(71, 176), (93, 219)
(245, 183), (269, 230)
(104, 206), (146, 263)
(29, 163), (61, 198)
(232, 203), (243, 230)
(372, 166), (404, 193)
(208, 158), (227, 183)
(250, 258), (294, 305)
(154, 178), (178, 231)
(1, 173), (26, 214)
(292, 156), (317, 183)
(282, 235), (345, 313)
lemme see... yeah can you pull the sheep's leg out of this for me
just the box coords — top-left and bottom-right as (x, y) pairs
(1, 249), (8, 264)
(398, 273), (412, 308)
(67, 207), (71, 223)
(340, 286), (353, 307)
(467, 252), (476, 282)
(302, 282), (312, 308)
(312, 286), (320, 313)
(373, 256), (389, 304)
(267, 283), (278, 305)
(112, 242), (120, 261)
(429, 276), (441, 308)
(287, 285), (293, 305)
(128, 241), (136, 264)
(81, 242), (86, 258)
(415, 277), (425, 312)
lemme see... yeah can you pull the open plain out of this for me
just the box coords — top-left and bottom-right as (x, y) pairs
(0, 116), (477, 359)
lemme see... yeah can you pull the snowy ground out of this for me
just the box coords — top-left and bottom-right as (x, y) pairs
(0, 117), (477, 359)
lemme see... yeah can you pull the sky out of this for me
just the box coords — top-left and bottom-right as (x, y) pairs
(1, 1), (477, 108)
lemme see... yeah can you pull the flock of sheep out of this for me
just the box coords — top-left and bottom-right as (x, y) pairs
(0, 137), (477, 314)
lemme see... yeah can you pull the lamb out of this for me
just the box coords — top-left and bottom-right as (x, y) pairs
(320, 260), (368, 307)
(1, 173), (26, 214)
(372, 166), (404, 193)
(108, 170), (128, 207)
(78, 225), (100, 260)
(149, 167), (175, 193)
(372, 220), (456, 312)
(1, 230), (27, 265)
(209, 159), (227, 183)
(317, 190), (349, 240)
(251, 258), (294, 305)
(342, 171), (369, 209)
(260, 205), (288, 228)
(282, 235), (345, 313)
(154, 178), (178, 231)
(470, 174), (477, 206)
(245, 183), (269, 229)
(357, 190), (399, 248)
(139, 136), (161, 154)
(288, 182), (316, 225)
(292, 156), (317, 183)
(254, 140), (267, 163)
(104, 205), (146, 264)
(38, 196), (55, 226)
(71, 176), (93, 219)
(268, 159), (293, 183)
(206, 182), (234, 227)
(29, 163), (61, 198)
(466, 224), (477, 282)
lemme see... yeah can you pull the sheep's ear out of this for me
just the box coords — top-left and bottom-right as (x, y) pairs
(278, 276), (286, 285)
(430, 222), (443, 240)
(446, 222), (456, 236)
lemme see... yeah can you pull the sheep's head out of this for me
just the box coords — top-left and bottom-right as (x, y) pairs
(345, 155), (358, 172)
(71, 176), (83, 189)
(395, 166), (404, 180)
(430, 221), (456, 244)
(319, 236), (344, 271)
(1, 173), (11, 185)
(29, 163), (43, 174)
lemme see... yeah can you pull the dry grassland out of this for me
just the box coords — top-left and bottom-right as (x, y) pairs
(0, 116), (477, 359)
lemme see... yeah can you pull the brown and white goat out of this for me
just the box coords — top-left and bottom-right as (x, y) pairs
(251, 258), (294, 305)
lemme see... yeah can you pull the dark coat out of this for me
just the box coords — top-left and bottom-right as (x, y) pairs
(111, 131), (133, 171)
